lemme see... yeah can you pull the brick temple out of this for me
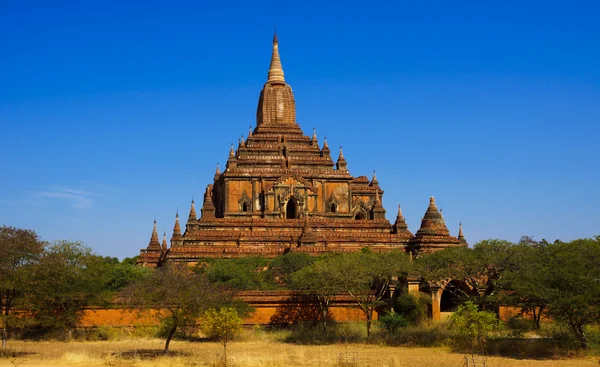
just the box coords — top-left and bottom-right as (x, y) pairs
(138, 33), (467, 267)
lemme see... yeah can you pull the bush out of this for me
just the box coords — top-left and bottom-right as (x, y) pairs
(506, 316), (535, 337)
(382, 322), (452, 347)
(450, 301), (502, 354)
(379, 312), (408, 335)
(394, 293), (430, 325)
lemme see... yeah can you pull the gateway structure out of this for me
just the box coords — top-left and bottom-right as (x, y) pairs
(138, 34), (467, 267)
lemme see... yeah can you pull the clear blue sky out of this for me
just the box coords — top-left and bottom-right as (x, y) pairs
(1, 1), (599, 259)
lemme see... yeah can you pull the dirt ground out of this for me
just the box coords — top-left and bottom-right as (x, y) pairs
(1, 338), (598, 367)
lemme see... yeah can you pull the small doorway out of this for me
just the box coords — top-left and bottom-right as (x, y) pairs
(286, 198), (298, 219)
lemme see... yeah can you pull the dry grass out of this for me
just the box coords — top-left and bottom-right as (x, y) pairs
(0, 338), (598, 367)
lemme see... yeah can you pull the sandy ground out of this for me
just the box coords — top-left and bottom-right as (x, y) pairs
(1, 338), (599, 367)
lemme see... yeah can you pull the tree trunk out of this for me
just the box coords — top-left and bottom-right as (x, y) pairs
(572, 323), (587, 348)
(366, 313), (372, 340)
(1, 316), (7, 350)
(164, 321), (178, 353)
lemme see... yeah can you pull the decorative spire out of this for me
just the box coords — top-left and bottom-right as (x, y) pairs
(336, 146), (347, 171)
(248, 126), (253, 138)
(311, 127), (318, 146)
(393, 204), (408, 233)
(267, 29), (285, 84)
(298, 212), (317, 246)
(188, 199), (197, 222)
(240, 135), (245, 146)
(173, 212), (181, 236)
(397, 204), (404, 220)
(162, 232), (168, 250)
(371, 189), (386, 219)
(148, 219), (161, 248)
(370, 170), (379, 186)
(415, 196), (450, 236)
(215, 163), (220, 175)
(229, 143), (235, 158)
(323, 137), (329, 149)
(458, 222), (468, 246)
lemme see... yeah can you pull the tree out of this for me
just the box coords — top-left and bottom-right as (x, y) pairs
(270, 252), (315, 287)
(542, 237), (600, 347)
(124, 263), (234, 353)
(201, 307), (243, 363)
(415, 239), (517, 308)
(198, 257), (276, 291)
(497, 237), (552, 329)
(450, 301), (501, 354)
(289, 259), (339, 332)
(325, 250), (411, 338)
(26, 240), (108, 336)
(0, 226), (44, 349)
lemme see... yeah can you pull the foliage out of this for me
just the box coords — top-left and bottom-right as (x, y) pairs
(123, 263), (235, 353)
(394, 293), (430, 325)
(269, 252), (315, 287)
(294, 250), (411, 339)
(197, 257), (277, 291)
(450, 301), (502, 354)
(289, 260), (339, 332)
(378, 312), (408, 335)
(415, 239), (517, 309)
(542, 237), (600, 348)
(26, 240), (107, 337)
(201, 307), (243, 362)
(0, 226), (45, 349)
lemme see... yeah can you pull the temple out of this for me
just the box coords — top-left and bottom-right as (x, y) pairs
(138, 33), (467, 267)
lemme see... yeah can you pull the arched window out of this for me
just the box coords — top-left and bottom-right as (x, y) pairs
(242, 202), (248, 212)
(330, 203), (337, 213)
(355, 212), (364, 220)
(286, 198), (298, 219)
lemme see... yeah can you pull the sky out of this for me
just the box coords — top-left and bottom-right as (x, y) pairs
(1, 1), (599, 259)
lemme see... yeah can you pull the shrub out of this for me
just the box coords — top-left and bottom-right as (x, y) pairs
(394, 293), (430, 325)
(450, 301), (502, 354)
(379, 312), (408, 335)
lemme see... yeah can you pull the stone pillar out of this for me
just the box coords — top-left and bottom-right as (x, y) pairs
(407, 279), (420, 295)
(430, 285), (443, 321)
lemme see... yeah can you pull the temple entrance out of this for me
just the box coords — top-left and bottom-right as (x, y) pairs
(440, 280), (476, 312)
(286, 198), (298, 219)
(355, 212), (364, 220)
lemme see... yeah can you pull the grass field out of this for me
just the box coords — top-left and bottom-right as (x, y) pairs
(1, 337), (599, 367)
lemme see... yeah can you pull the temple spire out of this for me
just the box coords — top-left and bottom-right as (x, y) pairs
(215, 163), (220, 175)
(188, 199), (197, 221)
(162, 231), (168, 250)
(267, 29), (285, 84)
(393, 204), (408, 233)
(370, 170), (379, 186)
(148, 219), (161, 248)
(336, 146), (347, 171)
(458, 222), (468, 246)
(173, 212), (181, 236)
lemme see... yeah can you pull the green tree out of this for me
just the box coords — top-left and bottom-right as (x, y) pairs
(497, 237), (551, 329)
(27, 240), (107, 336)
(201, 307), (243, 363)
(124, 263), (234, 353)
(199, 257), (276, 290)
(270, 252), (315, 287)
(0, 226), (45, 349)
(289, 259), (339, 332)
(542, 237), (600, 347)
(450, 301), (501, 354)
(326, 250), (411, 338)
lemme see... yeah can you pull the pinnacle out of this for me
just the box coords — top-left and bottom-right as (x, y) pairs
(267, 31), (285, 83)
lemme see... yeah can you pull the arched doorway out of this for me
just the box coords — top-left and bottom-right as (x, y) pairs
(286, 198), (298, 219)
(355, 212), (365, 220)
(440, 280), (476, 312)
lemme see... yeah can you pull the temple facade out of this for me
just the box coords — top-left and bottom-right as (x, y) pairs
(138, 34), (467, 267)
